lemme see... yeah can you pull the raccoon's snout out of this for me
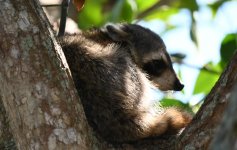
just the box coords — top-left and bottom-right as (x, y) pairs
(173, 79), (184, 91)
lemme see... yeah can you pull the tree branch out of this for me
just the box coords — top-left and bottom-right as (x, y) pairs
(136, 0), (175, 20)
(210, 82), (237, 149)
(180, 62), (221, 75)
(0, 0), (99, 149)
(175, 52), (237, 149)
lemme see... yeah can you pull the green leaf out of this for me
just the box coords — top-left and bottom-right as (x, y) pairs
(109, 0), (135, 23)
(159, 98), (193, 113)
(208, 0), (231, 17)
(135, 0), (157, 12)
(176, 0), (199, 11)
(220, 33), (237, 69)
(193, 62), (221, 95)
(143, 7), (179, 21)
(78, 0), (105, 29)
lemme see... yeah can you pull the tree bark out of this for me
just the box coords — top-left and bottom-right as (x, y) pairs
(0, 0), (101, 149)
(175, 52), (237, 149)
(0, 0), (237, 149)
(210, 83), (237, 150)
(0, 96), (16, 150)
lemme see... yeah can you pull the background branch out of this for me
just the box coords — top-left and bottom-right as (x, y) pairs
(136, 0), (175, 20)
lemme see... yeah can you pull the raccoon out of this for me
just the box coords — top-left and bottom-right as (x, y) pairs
(60, 23), (191, 143)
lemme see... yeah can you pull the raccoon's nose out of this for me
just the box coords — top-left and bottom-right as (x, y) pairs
(173, 79), (184, 91)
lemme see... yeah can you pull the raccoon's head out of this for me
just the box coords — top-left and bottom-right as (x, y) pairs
(104, 23), (184, 91)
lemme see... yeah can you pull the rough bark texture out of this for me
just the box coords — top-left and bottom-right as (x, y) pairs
(0, 0), (101, 149)
(210, 83), (237, 150)
(175, 52), (237, 149)
(0, 0), (237, 149)
(0, 97), (16, 150)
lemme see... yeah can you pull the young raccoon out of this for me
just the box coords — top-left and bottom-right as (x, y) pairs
(60, 23), (191, 143)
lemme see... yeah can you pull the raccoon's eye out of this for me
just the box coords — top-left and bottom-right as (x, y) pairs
(142, 60), (167, 76)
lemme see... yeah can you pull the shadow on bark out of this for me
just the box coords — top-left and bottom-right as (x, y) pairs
(0, 96), (16, 150)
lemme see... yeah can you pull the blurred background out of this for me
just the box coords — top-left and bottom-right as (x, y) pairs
(40, 0), (237, 113)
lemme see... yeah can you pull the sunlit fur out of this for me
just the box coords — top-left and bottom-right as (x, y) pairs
(60, 23), (191, 143)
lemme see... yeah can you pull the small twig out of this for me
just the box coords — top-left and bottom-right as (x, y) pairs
(58, 0), (70, 37)
(171, 53), (221, 75)
(178, 62), (221, 75)
(136, 0), (174, 21)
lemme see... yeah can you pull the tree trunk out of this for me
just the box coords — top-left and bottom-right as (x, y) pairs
(0, 96), (16, 150)
(0, 0), (101, 149)
(0, 0), (237, 149)
(210, 83), (237, 150)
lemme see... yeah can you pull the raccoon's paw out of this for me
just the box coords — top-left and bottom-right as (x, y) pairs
(163, 107), (192, 134)
(145, 107), (192, 137)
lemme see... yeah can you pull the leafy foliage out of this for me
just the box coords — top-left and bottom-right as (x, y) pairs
(160, 98), (193, 113)
(193, 62), (222, 95)
(220, 33), (237, 69)
(109, 0), (135, 22)
(209, 0), (232, 16)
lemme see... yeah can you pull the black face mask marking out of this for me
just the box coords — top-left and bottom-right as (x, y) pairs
(142, 59), (167, 76)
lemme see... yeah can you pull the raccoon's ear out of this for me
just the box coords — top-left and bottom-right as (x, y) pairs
(103, 24), (130, 42)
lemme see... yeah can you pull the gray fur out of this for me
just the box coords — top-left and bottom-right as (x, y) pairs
(59, 24), (191, 143)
